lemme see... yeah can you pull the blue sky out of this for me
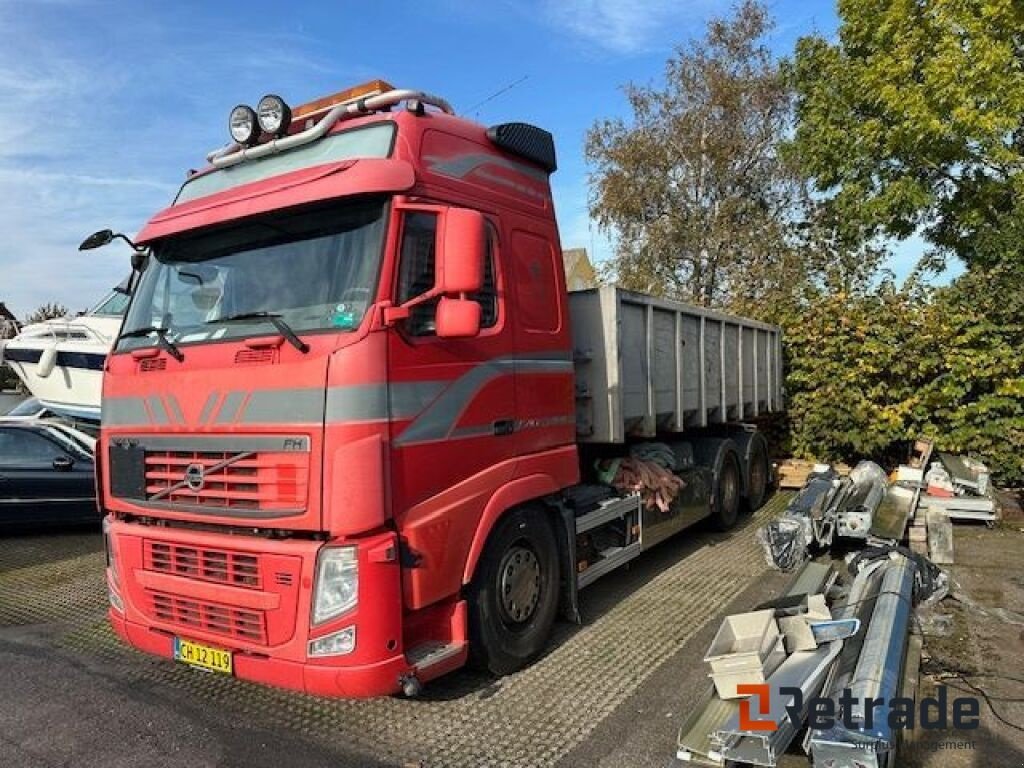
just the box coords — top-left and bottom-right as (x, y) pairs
(0, 0), (877, 318)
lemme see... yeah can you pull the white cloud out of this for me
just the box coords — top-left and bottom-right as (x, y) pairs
(541, 0), (724, 54)
(0, 3), (373, 319)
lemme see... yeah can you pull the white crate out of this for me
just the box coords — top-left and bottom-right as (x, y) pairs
(704, 609), (785, 699)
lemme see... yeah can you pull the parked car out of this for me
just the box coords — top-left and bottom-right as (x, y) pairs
(2, 397), (99, 438)
(0, 421), (98, 528)
(2, 396), (56, 420)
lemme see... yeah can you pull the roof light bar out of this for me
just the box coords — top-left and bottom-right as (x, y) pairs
(206, 84), (455, 169)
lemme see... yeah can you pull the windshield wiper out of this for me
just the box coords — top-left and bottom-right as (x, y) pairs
(119, 325), (184, 362)
(208, 312), (310, 353)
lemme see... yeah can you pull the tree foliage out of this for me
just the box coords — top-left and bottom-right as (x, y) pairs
(791, 0), (1024, 269)
(778, 264), (1024, 483)
(586, 0), (802, 306)
(25, 303), (69, 325)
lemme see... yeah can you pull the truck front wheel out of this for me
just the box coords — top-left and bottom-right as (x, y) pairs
(467, 506), (560, 676)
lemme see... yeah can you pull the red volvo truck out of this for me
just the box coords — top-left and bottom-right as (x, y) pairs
(95, 81), (783, 697)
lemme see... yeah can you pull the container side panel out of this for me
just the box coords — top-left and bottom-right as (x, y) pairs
(652, 307), (678, 430)
(620, 300), (650, 436)
(704, 321), (723, 424)
(741, 326), (755, 417)
(723, 324), (740, 419)
(681, 315), (701, 426)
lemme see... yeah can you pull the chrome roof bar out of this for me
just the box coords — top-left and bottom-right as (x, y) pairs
(205, 89), (455, 169)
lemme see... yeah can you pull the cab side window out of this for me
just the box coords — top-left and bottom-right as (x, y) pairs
(397, 212), (499, 337)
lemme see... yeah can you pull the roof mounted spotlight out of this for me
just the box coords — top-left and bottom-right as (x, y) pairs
(257, 94), (292, 137)
(229, 104), (260, 146)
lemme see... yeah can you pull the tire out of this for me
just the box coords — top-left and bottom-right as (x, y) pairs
(710, 450), (742, 531)
(743, 434), (770, 513)
(467, 506), (560, 676)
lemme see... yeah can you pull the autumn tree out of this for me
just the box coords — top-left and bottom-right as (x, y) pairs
(586, 0), (802, 307)
(791, 0), (1024, 269)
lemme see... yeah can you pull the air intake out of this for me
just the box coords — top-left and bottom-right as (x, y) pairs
(486, 122), (557, 173)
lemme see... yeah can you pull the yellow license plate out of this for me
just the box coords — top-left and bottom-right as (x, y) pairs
(173, 637), (233, 675)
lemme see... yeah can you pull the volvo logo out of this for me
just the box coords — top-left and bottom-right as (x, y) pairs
(184, 463), (206, 493)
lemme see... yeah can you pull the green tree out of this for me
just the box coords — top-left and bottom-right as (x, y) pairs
(25, 303), (69, 325)
(791, 0), (1024, 269)
(586, 1), (803, 307)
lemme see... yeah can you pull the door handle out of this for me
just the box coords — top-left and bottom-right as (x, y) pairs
(492, 419), (515, 436)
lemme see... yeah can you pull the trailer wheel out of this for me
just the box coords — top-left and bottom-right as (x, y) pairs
(467, 506), (560, 676)
(743, 433), (770, 513)
(710, 451), (741, 531)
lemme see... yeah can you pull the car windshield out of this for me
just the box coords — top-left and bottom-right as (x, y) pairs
(116, 197), (388, 351)
(91, 289), (131, 317)
(6, 398), (41, 417)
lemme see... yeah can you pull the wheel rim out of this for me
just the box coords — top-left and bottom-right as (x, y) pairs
(722, 461), (739, 518)
(749, 446), (767, 503)
(498, 544), (542, 625)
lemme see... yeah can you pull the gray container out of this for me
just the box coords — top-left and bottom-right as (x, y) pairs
(569, 286), (783, 443)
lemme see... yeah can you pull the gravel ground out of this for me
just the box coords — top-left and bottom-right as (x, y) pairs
(2, 493), (1021, 767)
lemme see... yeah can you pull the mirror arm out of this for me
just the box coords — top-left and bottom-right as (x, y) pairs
(382, 287), (444, 326)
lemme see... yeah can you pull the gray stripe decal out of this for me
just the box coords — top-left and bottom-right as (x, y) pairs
(425, 153), (549, 182)
(166, 394), (186, 426)
(215, 391), (246, 424)
(394, 352), (573, 447)
(198, 391), (219, 425)
(98, 351), (571, 431)
(390, 381), (446, 419)
(146, 395), (169, 425)
(244, 388), (325, 424)
(326, 384), (389, 422)
(103, 397), (150, 427)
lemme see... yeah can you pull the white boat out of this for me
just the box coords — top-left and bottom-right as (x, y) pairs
(0, 287), (129, 421)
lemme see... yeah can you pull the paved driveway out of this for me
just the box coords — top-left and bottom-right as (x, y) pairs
(0, 496), (793, 767)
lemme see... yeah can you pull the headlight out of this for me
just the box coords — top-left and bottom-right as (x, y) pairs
(257, 94), (291, 136)
(103, 517), (119, 585)
(309, 626), (356, 657)
(229, 104), (259, 145)
(312, 546), (358, 625)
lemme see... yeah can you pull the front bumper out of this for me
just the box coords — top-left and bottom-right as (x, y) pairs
(109, 610), (409, 697)
(105, 517), (409, 698)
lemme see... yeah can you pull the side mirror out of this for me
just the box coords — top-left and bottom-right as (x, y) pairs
(437, 208), (485, 294)
(436, 296), (481, 339)
(79, 229), (115, 251)
(53, 455), (74, 471)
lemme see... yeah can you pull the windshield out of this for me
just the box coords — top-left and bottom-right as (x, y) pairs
(117, 197), (388, 352)
(6, 398), (42, 417)
(91, 290), (131, 316)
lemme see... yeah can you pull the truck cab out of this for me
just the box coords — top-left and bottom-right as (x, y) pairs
(102, 82), (580, 696)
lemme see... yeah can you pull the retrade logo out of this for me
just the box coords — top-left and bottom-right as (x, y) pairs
(737, 684), (980, 733)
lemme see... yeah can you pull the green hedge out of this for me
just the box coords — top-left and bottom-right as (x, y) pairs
(777, 262), (1024, 484)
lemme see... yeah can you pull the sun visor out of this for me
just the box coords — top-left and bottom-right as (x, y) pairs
(137, 158), (415, 243)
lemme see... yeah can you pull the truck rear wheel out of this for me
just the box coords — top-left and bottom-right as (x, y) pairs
(743, 433), (770, 512)
(467, 506), (560, 676)
(710, 451), (742, 531)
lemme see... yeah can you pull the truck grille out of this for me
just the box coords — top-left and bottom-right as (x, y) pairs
(144, 541), (261, 589)
(144, 449), (307, 513)
(150, 591), (267, 643)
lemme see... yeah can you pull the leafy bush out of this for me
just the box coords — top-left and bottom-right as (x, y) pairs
(777, 263), (1024, 485)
